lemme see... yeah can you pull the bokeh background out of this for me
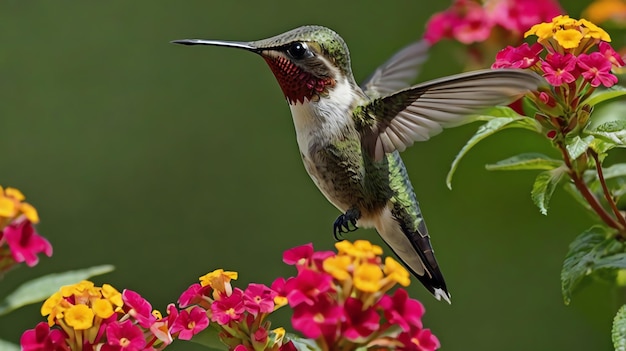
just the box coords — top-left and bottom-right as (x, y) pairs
(0, 1), (621, 350)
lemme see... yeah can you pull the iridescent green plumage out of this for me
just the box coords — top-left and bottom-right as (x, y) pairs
(172, 25), (544, 302)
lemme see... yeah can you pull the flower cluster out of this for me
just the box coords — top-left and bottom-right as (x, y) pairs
(425, 0), (563, 45)
(274, 240), (439, 351)
(0, 185), (51, 273)
(22, 240), (438, 351)
(21, 280), (206, 351)
(493, 15), (624, 137)
(177, 269), (291, 351)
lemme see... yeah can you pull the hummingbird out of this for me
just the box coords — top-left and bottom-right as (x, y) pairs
(172, 25), (542, 303)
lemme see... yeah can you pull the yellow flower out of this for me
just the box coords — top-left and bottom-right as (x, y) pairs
(272, 327), (286, 345)
(64, 304), (94, 330)
(5, 188), (25, 201)
(578, 18), (611, 41)
(199, 269), (238, 297)
(19, 202), (39, 223)
(92, 298), (114, 319)
(0, 197), (16, 218)
(384, 257), (411, 287)
(335, 240), (382, 259)
(353, 263), (383, 293)
(101, 284), (123, 308)
(41, 291), (64, 317)
(323, 255), (352, 281)
(582, 0), (626, 25)
(524, 22), (553, 40)
(554, 29), (583, 49)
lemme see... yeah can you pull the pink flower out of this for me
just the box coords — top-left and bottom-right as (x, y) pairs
(243, 283), (276, 315)
(598, 42), (625, 68)
(210, 288), (245, 325)
(489, 0), (563, 33)
(492, 43), (543, 69)
(291, 295), (343, 340)
(20, 322), (67, 351)
(541, 53), (578, 86)
(102, 320), (146, 351)
(425, 0), (492, 44)
(284, 268), (333, 307)
(398, 327), (440, 351)
(170, 306), (209, 340)
(578, 52), (619, 87)
(122, 289), (155, 328)
(3, 218), (52, 267)
(342, 297), (380, 341)
(178, 283), (210, 308)
(379, 289), (425, 332)
(283, 243), (314, 265)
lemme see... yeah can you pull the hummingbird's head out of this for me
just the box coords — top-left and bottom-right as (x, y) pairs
(172, 25), (356, 104)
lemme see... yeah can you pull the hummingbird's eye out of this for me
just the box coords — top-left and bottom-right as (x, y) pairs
(286, 42), (309, 59)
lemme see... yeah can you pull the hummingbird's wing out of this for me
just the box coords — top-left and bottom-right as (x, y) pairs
(360, 40), (430, 99)
(358, 69), (544, 161)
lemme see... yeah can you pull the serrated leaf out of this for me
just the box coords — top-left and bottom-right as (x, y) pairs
(0, 339), (19, 351)
(446, 114), (542, 189)
(561, 225), (623, 304)
(485, 153), (563, 171)
(0, 265), (114, 316)
(587, 120), (626, 146)
(582, 86), (626, 107)
(614, 305), (626, 351)
(565, 135), (595, 160)
(531, 166), (566, 215)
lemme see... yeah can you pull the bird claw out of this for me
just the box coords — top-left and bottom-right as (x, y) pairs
(333, 209), (359, 240)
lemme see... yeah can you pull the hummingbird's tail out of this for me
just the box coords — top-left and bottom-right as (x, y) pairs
(375, 207), (451, 303)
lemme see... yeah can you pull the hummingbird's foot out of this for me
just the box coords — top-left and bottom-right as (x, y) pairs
(333, 208), (360, 240)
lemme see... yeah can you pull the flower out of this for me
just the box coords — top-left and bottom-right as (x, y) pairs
(20, 322), (66, 351)
(2, 217), (52, 267)
(169, 306), (209, 340)
(102, 319), (146, 351)
(541, 53), (578, 86)
(577, 51), (618, 87)
(243, 283), (277, 315)
(342, 297), (380, 340)
(210, 287), (245, 325)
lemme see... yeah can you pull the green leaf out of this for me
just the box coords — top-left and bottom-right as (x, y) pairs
(485, 153), (562, 171)
(565, 135), (594, 160)
(561, 225), (623, 304)
(0, 339), (19, 351)
(446, 114), (542, 189)
(286, 333), (320, 351)
(0, 265), (114, 316)
(582, 86), (626, 107)
(614, 305), (626, 351)
(587, 120), (626, 147)
(531, 166), (566, 215)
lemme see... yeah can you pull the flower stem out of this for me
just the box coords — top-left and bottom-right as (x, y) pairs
(589, 150), (626, 231)
(559, 143), (625, 232)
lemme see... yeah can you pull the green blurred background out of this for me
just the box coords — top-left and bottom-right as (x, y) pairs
(0, 1), (619, 350)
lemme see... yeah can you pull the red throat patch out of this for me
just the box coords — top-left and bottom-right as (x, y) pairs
(262, 56), (335, 104)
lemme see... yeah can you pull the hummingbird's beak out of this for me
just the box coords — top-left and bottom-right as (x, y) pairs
(170, 39), (259, 52)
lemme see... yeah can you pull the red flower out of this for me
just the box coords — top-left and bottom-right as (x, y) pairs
(210, 288), (245, 325)
(398, 327), (440, 351)
(291, 295), (343, 340)
(122, 289), (155, 328)
(170, 306), (209, 340)
(577, 52), (619, 87)
(598, 42), (625, 68)
(342, 297), (380, 341)
(20, 322), (67, 351)
(178, 283), (210, 308)
(492, 43), (543, 69)
(379, 289), (425, 332)
(102, 320), (146, 351)
(490, 0), (563, 33)
(243, 283), (276, 315)
(541, 53), (578, 86)
(283, 243), (314, 265)
(3, 218), (52, 267)
(284, 268), (333, 307)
